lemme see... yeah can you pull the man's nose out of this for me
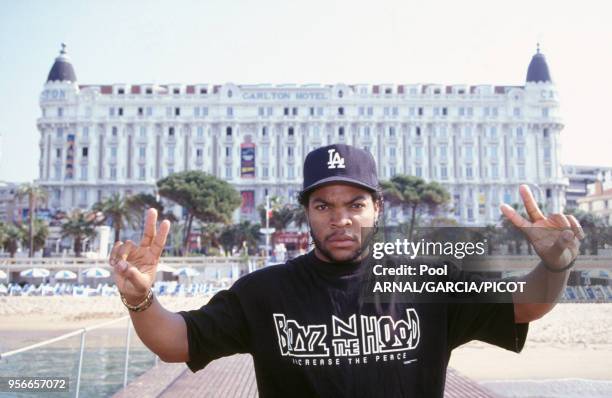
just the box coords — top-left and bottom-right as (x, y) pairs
(330, 209), (352, 227)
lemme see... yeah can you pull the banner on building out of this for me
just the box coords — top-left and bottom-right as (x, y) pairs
(65, 134), (75, 180)
(240, 143), (256, 178)
(241, 190), (255, 214)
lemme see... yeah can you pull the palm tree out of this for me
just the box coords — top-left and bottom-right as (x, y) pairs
(15, 183), (48, 257)
(93, 193), (133, 242)
(60, 210), (97, 257)
(2, 223), (25, 257)
(381, 175), (450, 240)
(19, 219), (49, 255)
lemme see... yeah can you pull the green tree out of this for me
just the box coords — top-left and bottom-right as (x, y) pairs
(61, 210), (97, 257)
(381, 175), (450, 240)
(126, 193), (177, 226)
(257, 197), (298, 232)
(15, 183), (48, 257)
(157, 171), (242, 255)
(2, 223), (24, 257)
(219, 221), (262, 256)
(565, 208), (609, 255)
(93, 193), (134, 242)
(19, 219), (49, 254)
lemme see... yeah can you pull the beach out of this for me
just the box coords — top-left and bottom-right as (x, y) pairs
(1, 298), (611, 397)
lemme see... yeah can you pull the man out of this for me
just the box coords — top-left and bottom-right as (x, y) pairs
(110, 144), (583, 397)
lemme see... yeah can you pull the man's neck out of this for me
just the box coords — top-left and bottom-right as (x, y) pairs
(313, 248), (370, 264)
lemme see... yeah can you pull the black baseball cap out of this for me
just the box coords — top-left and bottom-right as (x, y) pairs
(300, 144), (379, 196)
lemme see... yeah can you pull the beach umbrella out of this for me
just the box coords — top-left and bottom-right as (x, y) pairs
(82, 267), (111, 278)
(157, 263), (177, 273)
(20, 268), (50, 278)
(173, 267), (200, 277)
(0, 270), (7, 279)
(54, 270), (77, 280)
(581, 269), (610, 279)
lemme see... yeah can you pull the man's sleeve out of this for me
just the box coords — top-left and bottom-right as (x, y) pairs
(446, 299), (529, 353)
(177, 287), (251, 372)
(442, 261), (529, 352)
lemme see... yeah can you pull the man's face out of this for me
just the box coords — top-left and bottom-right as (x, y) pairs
(305, 183), (380, 263)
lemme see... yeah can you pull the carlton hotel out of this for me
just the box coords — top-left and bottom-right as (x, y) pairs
(37, 45), (565, 225)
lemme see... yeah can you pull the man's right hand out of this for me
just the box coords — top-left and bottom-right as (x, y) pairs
(109, 208), (171, 305)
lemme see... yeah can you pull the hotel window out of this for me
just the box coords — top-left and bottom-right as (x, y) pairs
(111, 147), (117, 158)
(146, 107), (153, 116)
(109, 107), (115, 117)
(225, 146), (231, 157)
(83, 127), (89, 137)
(389, 166), (396, 176)
(56, 148), (62, 158)
(112, 127), (118, 136)
(288, 127), (295, 136)
(82, 147), (88, 157)
(288, 147), (293, 157)
(139, 166), (146, 180)
(262, 167), (269, 178)
(544, 147), (551, 161)
(226, 127), (232, 137)
(389, 127), (395, 137)
(543, 128), (549, 138)
(518, 166), (526, 179)
(415, 147), (423, 159)
(409, 107), (415, 116)
(139, 146), (146, 158)
(258, 107), (264, 116)
(492, 165), (499, 179)
(118, 108), (124, 116)
(194, 107), (200, 117)
(465, 126), (472, 138)
(465, 146), (473, 161)
(442, 107), (447, 116)
(292, 107), (298, 116)
(490, 145), (498, 158)
(338, 107), (344, 116)
(492, 107), (498, 117)
(173, 88), (180, 95)
(490, 126), (497, 138)
(363, 126), (370, 137)
(168, 147), (175, 161)
(140, 127), (147, 137)
(358, 107), (364, 116)
(267, 107), (273, 116)
(202, 107), (208, 116)
(542, 108), (549, 117)
(54, 165), (61, 180)
(262, 146), (269, 159)
(168, 167), (174, 175)
(313, 126), (320, 138)
(367, 107), (373, 116)
(225, 166), (232, 179)
(467, 207), (474, 222)
(80, 190), (88, 205)
(196, 148), (203, 158)
(416, 166), (422, 177)
(545, 166), (552, 178)
(466, 166), (473, 179)
(433, 107), (439, 117)
(516, 127), (523, 138)
(168, 127), (175, 137)
(284, 107), (289, 116)
(459, 107), (465, 116)
(440, 145), (447, 158)
(392, 107), (398, 116)
(310, 107), (315, 116)
(439, 126), (447, 138)
(81, 166), (88, 180)
(58, 107), (64, 117)
(441, 166), (448, 180)
(118, 88), (125, 94)
(138, 107), (144, 116)
(389, 147), (396, 157)
(146, 88), (153, 94)
(200, 88), (207, 94)
(262, 126), (267, 137)
(110, 167), (117, 180)
(513, 107), (521, 117)
(418, 107), (423, 116)
(467, 107), (473, 117)
(339, 127), (344, 136)
(226, 107), (233, 117)
(287, 166), (295, 179)
(517, 146), (525, 160)
(197, 127), (204, 137)
(384, 107), (389, 116)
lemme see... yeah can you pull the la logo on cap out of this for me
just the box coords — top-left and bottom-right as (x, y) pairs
(327, 148), (346, 169)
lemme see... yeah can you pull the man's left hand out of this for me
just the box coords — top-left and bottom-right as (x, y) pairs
(500, 185), (585, 270)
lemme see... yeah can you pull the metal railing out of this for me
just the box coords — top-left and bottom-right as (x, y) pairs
(0, 316), (140, 397)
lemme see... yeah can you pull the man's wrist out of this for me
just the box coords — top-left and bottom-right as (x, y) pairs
(541, 258), (576, 273)
(120, 289), (154, 311)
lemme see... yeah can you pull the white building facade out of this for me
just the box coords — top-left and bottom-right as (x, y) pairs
(37, 45), (566, 225)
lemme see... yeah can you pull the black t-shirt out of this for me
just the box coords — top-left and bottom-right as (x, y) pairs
(178, 251), (529, 397)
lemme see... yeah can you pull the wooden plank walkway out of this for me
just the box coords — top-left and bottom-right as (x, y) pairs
(116, 354), (498, 398)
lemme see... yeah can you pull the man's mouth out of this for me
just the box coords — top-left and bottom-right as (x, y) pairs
(326, 234), (357, 248)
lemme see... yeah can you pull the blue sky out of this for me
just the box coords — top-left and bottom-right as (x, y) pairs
(1, 0), (611, 182)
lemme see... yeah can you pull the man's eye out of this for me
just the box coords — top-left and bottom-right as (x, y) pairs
(315, 204), (327, 210)
(352, 203), (365, 209)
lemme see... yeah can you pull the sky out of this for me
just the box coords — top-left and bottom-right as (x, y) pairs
(1, 0), (611, 182)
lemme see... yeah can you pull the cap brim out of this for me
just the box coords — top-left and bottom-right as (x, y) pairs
(301, 176), (377, 196)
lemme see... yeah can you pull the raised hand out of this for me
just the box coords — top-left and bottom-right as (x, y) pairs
(109, 208), (171, 303)
(500, 185), (585, 270)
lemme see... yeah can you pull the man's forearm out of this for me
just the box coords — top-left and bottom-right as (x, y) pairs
(512, 262), (570, 323)
(128, 297), (189, 363)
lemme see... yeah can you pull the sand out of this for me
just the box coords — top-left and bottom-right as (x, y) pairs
(1, 297), (611, 382)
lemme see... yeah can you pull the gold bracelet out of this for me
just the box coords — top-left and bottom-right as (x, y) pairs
(120, 288), (154, 312)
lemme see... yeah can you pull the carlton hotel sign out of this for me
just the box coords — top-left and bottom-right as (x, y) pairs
(241, 91), (329, 101)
